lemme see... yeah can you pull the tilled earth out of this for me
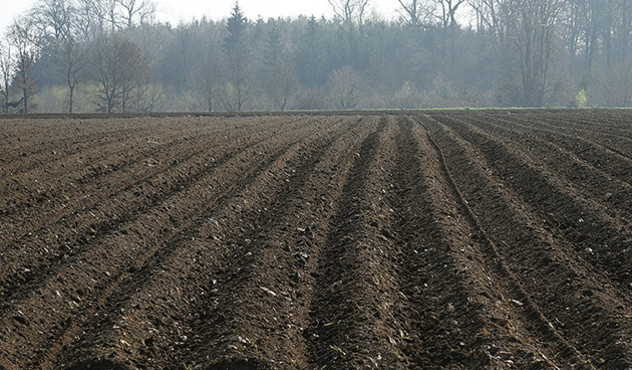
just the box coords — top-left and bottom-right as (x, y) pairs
(0, 111), (631, 369)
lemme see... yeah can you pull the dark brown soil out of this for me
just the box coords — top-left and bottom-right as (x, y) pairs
(0, 111), (631, 369)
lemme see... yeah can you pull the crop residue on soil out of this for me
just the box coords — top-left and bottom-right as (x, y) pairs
(0, 111), (631, 369)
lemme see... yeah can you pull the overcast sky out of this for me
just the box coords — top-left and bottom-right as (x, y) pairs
(1, 0), (400, 34)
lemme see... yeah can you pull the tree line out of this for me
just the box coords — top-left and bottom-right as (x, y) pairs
(1, 0), (631, 113)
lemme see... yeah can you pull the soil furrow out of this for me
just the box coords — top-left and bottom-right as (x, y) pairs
(1, 112), (631, 369)
(44, 117), (347, 370)
(0, 116), (254, 175)
(305, 117), (414, 369)
(0, 125), (144, 175)
(439, 115), (632, 292)
(494, 114), (632, 183)
(508, 111), (632, 141)
(0, 127), (194, 207)
(0, 134), (202, 241)
(0, 117), (274, 239)
(426, 115), (631, 368)
(184, 117), (369, 369)
(391, 117), (554, 369)
(424, 119), (593, 369)
(466, 114), (632, 223)
(41, 140), (298, 370)
(0, 121), (319, 369)
(506, 111), (632, 135)
(0, 120), (294, 302)
(530, 114), (632, 161)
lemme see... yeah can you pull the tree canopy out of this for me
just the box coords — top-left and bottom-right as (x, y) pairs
(1, 0), (631, 112)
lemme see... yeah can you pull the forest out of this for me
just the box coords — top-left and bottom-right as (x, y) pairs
(1, 0), (631, 113)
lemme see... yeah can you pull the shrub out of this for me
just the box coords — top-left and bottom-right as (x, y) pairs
(575, 88), (588, 108)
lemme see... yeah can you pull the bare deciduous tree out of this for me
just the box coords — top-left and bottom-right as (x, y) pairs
(267, 63), (297, 111)
(91, 34), (148, 112)
(8, 17), (43, 114)
(328, 0), (370, 26)
(131, 83), (168, 112)
(599, 0), (632, 67)
(194, 29), (223, 112)
(433, 0), (467, 29)
(115, 0), (156, 29)
(503, 0), (565, 106)
(105, 0), (122, 31)
(195, 64), (222, 112)
(468, 0), (504, 36)
(328, 65), (362, 109)
(60, 37), (84, 113)
(263, 24), (297, 110)
(0, 41), (15, 113)
(74, 0), (102, 40)
(600, 62), (632, 107)
(72, 0), (127, 38)
(30, 0), (74, 42)
(397, 0), (429, 26)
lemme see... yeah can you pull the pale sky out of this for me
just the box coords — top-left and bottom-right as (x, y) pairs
(0, 0), (400, 34)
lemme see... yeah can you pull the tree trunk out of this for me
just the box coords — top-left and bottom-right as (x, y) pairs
(3, 79), (7, 113)
(23, 88), (28, 114)
(69, 85), (74, 113)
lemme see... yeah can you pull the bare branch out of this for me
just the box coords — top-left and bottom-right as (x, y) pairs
(115, 0), (156, 29)
(328, 0), (370, 25)
(0, 41), (16, 112)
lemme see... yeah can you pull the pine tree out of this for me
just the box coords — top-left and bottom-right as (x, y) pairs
(264, 23), (282, 67)
(224, 2), (249, 111)
(224, 2), (247, 55)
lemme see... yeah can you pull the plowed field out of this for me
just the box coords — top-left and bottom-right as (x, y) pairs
(1, 111), (631, 369)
